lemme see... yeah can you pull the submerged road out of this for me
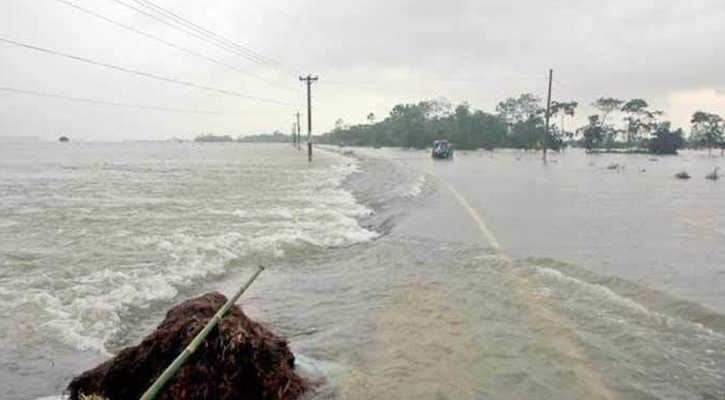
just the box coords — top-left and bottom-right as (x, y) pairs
(316, 147), (725, 399)
(429, 160), (614, 400)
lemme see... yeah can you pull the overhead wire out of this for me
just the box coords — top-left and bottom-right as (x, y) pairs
(104, 0), (296, 79)
(0, 86), (275, 115)
(322, 76), (548, 85)
(48, 0), (297, 91)
(130, 0), (298, 76)
(0, 36), (297, 107)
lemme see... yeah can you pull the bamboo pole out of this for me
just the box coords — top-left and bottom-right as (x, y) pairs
(139, 266), (265, 400)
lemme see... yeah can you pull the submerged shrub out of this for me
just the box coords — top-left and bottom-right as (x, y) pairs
(674, 170), (691, 180)
(706, 167), (720, 181)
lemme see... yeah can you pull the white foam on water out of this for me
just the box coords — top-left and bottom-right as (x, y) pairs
(534, 265), (650, 314)
(0, 147), (378, 355)
(406, 174), (427, 198)
(532, 264), (725, 339)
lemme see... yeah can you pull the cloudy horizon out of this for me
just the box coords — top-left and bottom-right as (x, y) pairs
(1, 0), (724, 141)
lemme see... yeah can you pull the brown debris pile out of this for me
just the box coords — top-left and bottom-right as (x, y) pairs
(67, 292), (307, 400)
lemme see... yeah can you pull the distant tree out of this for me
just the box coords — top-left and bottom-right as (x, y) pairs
(195, 133), (234, 142)
(691, 111), (724, 156)
(508, 117), (545, 150)
(580, 115), (604, 151)
(550, 101), (578, 149)
(495, 94), (546, 150)
(238, 131), (290, 143)
(496, 93), (543, 124)
(647, 122), (684, 155)
(318, 97), (540, 152)
(590, 98), (625, 149)
(592, 97), (624, 126)
(422, 98), (455, 120)
(367, 112), (375, 124)
(621, 99), (662, 144)
(472, 110), (507, 150)
(451, 103), (473, 149)
(550, 101), (578, 133)
(550, 101), (578, 117)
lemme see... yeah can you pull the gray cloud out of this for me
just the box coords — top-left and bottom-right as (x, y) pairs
(1, 0), (724, 140)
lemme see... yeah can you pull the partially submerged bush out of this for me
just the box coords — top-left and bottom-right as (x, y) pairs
(706, 167), (720, 181)
(607, 163), (625, 171)
(674, 170), (691, 180)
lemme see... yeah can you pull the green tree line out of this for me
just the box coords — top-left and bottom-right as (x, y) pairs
(318, 95), (582, 151)
(319, 94), (725, 155)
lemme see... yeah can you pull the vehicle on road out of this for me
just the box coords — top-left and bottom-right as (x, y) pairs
(432, 140), (454, 159)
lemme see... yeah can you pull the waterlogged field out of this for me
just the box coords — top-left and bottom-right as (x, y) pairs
(0, 142), (724, 399)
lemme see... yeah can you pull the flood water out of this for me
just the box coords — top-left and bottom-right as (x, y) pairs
(0, 142), (723, 399)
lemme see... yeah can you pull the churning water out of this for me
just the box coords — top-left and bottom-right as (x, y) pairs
(1, 142), (724, 399)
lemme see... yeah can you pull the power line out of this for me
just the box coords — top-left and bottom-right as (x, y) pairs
(49, 0), (296, 91)
(130, 0), (298, 76)
(0, 86), (272, 115)
(105, 0), (296, 78)
(130, 0), (283, 71)
(322, 76), (548, 84)
(0, 36), (297, 107)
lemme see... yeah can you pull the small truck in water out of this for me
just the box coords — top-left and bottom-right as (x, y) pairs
(432, 140), (454, 159)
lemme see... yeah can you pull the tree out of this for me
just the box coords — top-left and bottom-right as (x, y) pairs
(495, 93), (543, 124)
(691, 111), (724, 156)
(621, 99), (662, 144)
(590, 98), (624, 149)
(451, 103), (473, 149)
(509, 117), (545, 150)
(592, 97), (624, 125)
(367, 112), (375, 124)
(496, 94), (545, 150)
(647, 122), (684, 155)
(580, 115), (604, 151)
(550, 101), (578, 132)
(550, 101), (578, 148)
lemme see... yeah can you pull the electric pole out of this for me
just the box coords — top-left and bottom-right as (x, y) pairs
(295, 111), (302, 150)
(543, 69), (553, 162)
(299, 75), (318, 162)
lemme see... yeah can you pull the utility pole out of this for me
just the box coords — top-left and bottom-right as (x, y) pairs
(543, 69), (553, 162)
(299, 75), (318, 162)
(295, 111), (302, 150)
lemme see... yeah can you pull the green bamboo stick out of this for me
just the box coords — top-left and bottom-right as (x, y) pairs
(139, 266), (265, 400)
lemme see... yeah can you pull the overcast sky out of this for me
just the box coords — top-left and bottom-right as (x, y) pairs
(1, 0), (724, 141)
